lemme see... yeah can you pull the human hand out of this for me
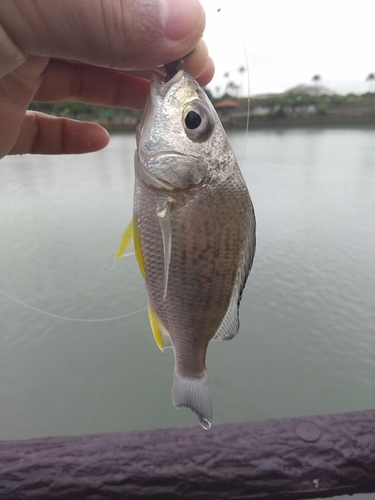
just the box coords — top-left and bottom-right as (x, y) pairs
(0, 0), (214, 159)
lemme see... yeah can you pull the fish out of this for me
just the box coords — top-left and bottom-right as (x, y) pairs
(116, 68), (256, 429)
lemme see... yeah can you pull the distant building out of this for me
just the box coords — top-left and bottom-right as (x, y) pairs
(214, 99), (240, 119)
(250, 84), (286, 98)
(214, 99), (240, 110)
(284, 83), (334, 96)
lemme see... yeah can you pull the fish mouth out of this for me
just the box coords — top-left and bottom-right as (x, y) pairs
(143, 151), (189, 162)
(150, 70), (184, 96)
(136, 70), (185, 145)
(136, 150), (204, 193)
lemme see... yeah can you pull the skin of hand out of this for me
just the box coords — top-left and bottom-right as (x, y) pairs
(0, 0), (214, 159)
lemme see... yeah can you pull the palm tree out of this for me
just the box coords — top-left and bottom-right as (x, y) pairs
(312, 74), (322, 97)
(366, 73), (375, 93)
(312, 74), (321, 88)
(238, 66), (246, 96)
(223, 72), (230, 96)
(226, 81), (239, 98)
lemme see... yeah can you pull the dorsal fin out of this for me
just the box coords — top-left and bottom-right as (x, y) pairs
(213, 226), (255, 342)
(212, 290), (239, 341)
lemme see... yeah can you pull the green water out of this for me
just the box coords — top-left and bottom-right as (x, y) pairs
(0, 128), (374, 441)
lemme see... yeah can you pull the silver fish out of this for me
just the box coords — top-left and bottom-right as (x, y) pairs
(116, 70), (256, 429)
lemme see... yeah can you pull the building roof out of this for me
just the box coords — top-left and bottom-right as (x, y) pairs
(284, 83), (334, 96)
(214, 99), (240, 109)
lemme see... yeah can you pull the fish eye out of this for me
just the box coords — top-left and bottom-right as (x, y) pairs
(185, 110), (202, 130)
(183, 101), (214, 142)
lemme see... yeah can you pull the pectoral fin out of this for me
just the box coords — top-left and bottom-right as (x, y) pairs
(157, 203), (172, 301)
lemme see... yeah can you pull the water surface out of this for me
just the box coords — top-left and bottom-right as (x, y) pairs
(0, 127), (374, 441)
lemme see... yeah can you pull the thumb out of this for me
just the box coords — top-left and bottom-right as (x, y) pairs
(0, 0), (206, 77)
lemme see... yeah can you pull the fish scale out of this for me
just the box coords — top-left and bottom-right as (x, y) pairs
(116, 69), (256, 428)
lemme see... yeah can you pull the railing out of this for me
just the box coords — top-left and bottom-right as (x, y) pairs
(1, 409), (374, 499)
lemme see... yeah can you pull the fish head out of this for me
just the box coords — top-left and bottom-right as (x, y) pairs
(135, 70), (233, 192)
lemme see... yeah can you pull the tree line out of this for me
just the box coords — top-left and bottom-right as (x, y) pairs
(29, 71), (375, 121)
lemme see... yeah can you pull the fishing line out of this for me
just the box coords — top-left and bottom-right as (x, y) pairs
(203, 2), (251, 167)
(239, 34), (251, 167)
(0, 287), (146, 322)
(1, 3), (248, 327)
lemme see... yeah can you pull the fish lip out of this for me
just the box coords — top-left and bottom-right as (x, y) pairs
(150, 70), (184, 96)
(137, 71), (185, 145)
(136, 150), (206, 193)
(143, 150), (191, 161)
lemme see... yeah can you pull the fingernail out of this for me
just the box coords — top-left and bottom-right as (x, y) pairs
(160, 0), (204, 41)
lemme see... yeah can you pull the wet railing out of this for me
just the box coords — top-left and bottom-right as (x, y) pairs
(0, 409), (374, 499)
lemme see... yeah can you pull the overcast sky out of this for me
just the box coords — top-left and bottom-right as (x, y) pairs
(200, 0), (374, 96)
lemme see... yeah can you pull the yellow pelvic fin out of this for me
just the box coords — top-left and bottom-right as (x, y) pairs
(115, 218), (145, 279)
(148, 306), (164, 351)
(115, 218), (134, 261)
(133, 219), (145, 278)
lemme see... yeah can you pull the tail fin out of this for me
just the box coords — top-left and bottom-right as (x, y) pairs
(172, 369), (212, 429)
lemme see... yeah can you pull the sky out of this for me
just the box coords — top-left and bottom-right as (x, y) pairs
(199, 0), (374, 96)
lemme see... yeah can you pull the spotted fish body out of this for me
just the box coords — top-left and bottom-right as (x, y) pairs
(117, 70), (255, 428)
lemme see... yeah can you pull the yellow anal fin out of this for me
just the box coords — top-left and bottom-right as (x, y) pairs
(115, 218), (134, 261)
(148, 306), (165, 351)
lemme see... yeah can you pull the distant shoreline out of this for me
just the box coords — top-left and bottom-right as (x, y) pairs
(102, 111), (375, 134)
(220, 111), (375, 130)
